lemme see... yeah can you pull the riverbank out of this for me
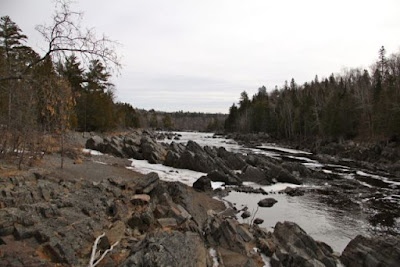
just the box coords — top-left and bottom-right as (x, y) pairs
(1, 130), (399, 266)
(225, 132), (400, 171)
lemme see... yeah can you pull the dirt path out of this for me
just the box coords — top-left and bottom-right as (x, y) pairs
(38, 152), (145, 183)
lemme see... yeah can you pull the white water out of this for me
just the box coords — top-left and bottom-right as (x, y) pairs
(128, 159), (206, 186)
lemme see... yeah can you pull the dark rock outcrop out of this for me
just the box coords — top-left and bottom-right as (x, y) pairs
(121, 231), (210, 267)
(270, 221), (338, 267)
(264, 161), (302, 185)
(217, 147), (247, 170)
(240, 164), (271, 185)
(207, 170), (242, 185)
(140, 136), (166, 164)
(340, 235), (400, 267)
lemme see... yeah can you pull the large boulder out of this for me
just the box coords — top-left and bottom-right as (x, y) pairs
(240, 165), (272, 185)
(340, 235), (400, 267)
(281, 162), (312, 178)
(135, 172), (160, 194)
(164, 150), (180, 167)
(258, 198), (277, 208)
(193, 176), (212, 192)
(217, 147), (246, 170)
(178, 150), (216, 173)
(264, 162), (302, 185)
(140, 136), (167, 164)
(270, 221), (337, 267)
(169, 141), (186, 154)
(85, 135), (104, 151)
(205, 215), (253, 253)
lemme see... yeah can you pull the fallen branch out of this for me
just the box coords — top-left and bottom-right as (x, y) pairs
(250, 206), (260, 226)
(88, 232), (119, 267)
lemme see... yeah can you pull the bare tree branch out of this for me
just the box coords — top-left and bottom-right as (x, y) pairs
(89, 232), (119, 267)
(0, 0), (121, 81)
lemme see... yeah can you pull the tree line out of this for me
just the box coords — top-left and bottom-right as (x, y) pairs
(132, 109), (226, 132)
(225, 47), (400, 142)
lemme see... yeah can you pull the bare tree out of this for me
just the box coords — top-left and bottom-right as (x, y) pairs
(0, 0), (121, 82)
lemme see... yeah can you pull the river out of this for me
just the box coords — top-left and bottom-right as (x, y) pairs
(127, 131), (400, 253)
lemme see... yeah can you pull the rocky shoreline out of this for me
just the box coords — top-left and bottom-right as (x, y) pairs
(225, 132), (400, 176)
(1, 130), (399, 266)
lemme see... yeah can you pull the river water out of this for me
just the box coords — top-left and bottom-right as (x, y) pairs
(127, 131), (400, 253)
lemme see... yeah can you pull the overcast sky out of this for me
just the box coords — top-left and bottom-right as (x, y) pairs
(2, 0), (400, 113)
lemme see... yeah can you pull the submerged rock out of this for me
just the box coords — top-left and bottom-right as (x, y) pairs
(258, 198), (278, 208)
(283, 187), (305, 196)
(253, 218), (264, 225)
(241, 210), (251, 219)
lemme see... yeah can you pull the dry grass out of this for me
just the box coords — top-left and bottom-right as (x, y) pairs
(73, 158), (83, 164)
(0, 168), (21, 177)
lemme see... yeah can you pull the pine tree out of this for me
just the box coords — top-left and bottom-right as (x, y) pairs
(0, 16), (35, 126)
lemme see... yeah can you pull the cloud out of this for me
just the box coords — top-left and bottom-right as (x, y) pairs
(2, 0), (400, 113)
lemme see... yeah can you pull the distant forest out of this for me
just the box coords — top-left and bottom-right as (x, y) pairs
(225, 47), (400, 142)
(136, 110), (226, 132)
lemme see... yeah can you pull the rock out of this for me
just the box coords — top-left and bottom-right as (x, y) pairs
(164, 150), (180, 167)
(281, 162), (312, 177)
(123, 146), (143, 160)
(258, 198), (278, 208)
(234, 186), (268, 195)
(140, 136), (167, 164)
(240, 165), (271, 185)
(169, 141), (186, 154)
(217, 147), (246, 170)
(207, 170), (241, 185)
(258, 238), (276, 256)
(193, 176), (212, 192)
(236, 225), (254, 242)
(265, 162), (302, 185)
(241, 210), (251, 219)
(179, 150), (215, 173)
(340, 235), (400, 267)
(103, 142), (124, 157)
(85, 135), (104, 151)
(106, 220), (126, 245)
(157, 218), (178, 228)
(205, 216), (247, 253)
(130, 194), (151, 205)
(283, 187), (305, 196)
(165, 182), (225, 229)
(127, 210), (154, 232)
(271, 221), (337, 267)
(14, 224), (37, 240)
(253, 218), (264, 225)
(121, 231), (210, 267)
(135, 172), (159, 194)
